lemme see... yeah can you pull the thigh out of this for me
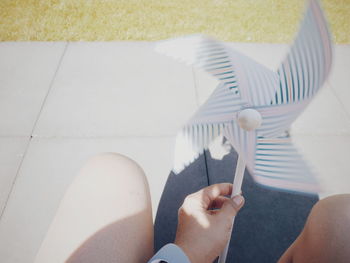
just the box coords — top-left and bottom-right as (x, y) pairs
(278, 194), (350, 263)
(35, 153), (154, 263)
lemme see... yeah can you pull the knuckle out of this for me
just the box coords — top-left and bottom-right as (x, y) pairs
(184, 194), (193, 203)
(226, 199), (236, 208)
(201, 188), (209, 196)
(178, 206), (185, 215)
(178, 205), (189, 218)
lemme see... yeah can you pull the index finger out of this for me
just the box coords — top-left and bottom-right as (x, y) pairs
(193, 183), (233, 209)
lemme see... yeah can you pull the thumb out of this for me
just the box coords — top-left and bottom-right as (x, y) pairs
(219, 195), (245, 218)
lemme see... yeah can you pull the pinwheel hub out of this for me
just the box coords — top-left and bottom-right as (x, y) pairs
(237, 108), (262, 131)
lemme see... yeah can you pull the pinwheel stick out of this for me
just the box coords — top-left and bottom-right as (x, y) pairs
(218, 154), (246, 263)
(219, 108), (262, 262)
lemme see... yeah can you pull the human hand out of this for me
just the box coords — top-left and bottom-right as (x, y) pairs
(174, 183), (245, 263)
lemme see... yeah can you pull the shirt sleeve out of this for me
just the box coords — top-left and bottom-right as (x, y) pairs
(148, 243), (191, 263)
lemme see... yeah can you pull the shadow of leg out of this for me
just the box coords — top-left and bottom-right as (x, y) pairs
(35, 153), (153, 263)
(66, 210), (151, 263)
(154, 153), (209, 252)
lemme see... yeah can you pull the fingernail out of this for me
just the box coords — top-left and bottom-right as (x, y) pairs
(232, 195), (243, 206)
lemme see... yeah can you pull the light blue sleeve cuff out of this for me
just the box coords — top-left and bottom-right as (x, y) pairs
(148, 243), (191, 263)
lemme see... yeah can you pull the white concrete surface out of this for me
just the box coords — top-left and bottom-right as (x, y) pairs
(0, 42), (349, 263)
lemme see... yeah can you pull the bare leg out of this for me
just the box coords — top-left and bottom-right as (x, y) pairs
(278, 194), (350, 263)
(35, 153), (154, 263)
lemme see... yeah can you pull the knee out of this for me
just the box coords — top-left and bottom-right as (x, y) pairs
(78, 152), (148, 187)
(309, 194), (350, 229)
(316, 194), (350, 210)
(85, 152), (143, 171)
(297, 194), (350, 262)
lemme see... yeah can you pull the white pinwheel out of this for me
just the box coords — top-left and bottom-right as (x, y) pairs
(156, 0), (332, 262)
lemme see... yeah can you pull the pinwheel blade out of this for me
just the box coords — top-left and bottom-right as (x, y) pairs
(189, 82), (245, 124)
(256, 0), (333, 138)
(253, 135), (320, 194)
(224, 123), (319, 194)
(173, 122), (225, 173)
(255, 99), (310, 138)
(228, 47), (279, 107)
(173, 82), (245, 173)
(155, 35), (240, 93)
(155, 34), (279, 107)
(272, 0), (332, 105)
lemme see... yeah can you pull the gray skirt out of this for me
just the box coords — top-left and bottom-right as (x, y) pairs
(154, 147), (318, 263)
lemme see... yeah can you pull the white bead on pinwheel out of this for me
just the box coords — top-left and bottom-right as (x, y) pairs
(237, 109), (262, 131)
